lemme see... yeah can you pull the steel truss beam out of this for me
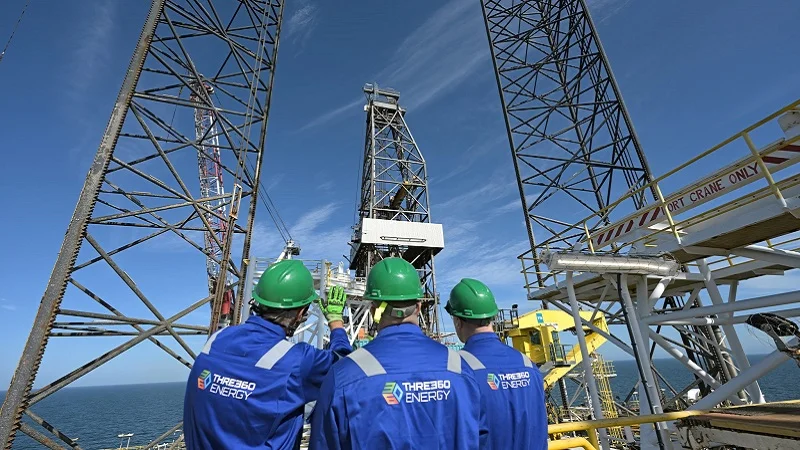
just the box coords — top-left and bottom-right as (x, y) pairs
(0, 1), (284, 448)
(480, 0), (656, 290)
(547, 267), (787, 431)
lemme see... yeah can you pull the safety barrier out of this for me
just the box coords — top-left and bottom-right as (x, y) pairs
(521, 97), (800, 290)
(547, 410), (708, 450)
(547, 437), (597, 450)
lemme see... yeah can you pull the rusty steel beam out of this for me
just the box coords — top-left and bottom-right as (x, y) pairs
(0, 2), (167, 447)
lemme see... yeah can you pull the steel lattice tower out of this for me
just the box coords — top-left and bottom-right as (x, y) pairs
(350, 84), (443, 337)
(481, 0), (656, 290)
(0, 0), (283, 448)
(480, 2), (769, 445)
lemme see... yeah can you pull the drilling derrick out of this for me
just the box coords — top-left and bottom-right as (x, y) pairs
(350, 84), (445, 337)
(192, 80), (234, 329)
(0, 1), (283, 448)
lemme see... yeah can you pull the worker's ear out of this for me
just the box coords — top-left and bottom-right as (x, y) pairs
(415, 302), (421, 315)
(295, 305), (308, 321)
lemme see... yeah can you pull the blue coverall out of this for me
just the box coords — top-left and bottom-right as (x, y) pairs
(183, 315), (352, 450)
(310, 323), (489, 450)
(460, 331), (548, 450)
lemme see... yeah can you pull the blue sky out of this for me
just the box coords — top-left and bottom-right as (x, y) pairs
(1, 0), (800, 388)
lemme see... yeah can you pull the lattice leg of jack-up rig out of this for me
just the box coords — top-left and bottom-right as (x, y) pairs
(0, 1), (284, 448)
(479, 2), (688, 449)
(480, 0), (655, 282)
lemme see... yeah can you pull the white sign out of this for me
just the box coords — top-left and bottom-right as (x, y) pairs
(590, 142), (800, 249)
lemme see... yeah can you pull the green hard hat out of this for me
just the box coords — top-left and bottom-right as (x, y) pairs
(445, 278), (499, 319)
(363, 257), (424, 302)
(252, 259), (319, 309)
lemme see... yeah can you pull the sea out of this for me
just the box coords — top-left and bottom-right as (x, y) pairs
(4, 356), (799, 449)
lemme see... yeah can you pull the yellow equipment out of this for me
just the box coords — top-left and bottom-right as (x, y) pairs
(499, 308), (622, 440)
(504, 309), (609, 389)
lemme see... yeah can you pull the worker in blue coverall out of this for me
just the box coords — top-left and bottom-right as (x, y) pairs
(446, 278), (548, 450)
(310, 257), (489, 449)
(183, 259), (352, 450)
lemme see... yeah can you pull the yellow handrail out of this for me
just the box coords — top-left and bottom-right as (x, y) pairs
(546, 410), (708, 450)
(547, 402), (800, 449)
(549, 409), (706, 435)
(583, 98), (800, 236)
(533, 98), (800, 253)
(548, 437), (597, 450)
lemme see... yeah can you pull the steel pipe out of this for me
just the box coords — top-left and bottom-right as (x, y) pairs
(690, 339), (797, 410)
(566, 271), (610, 450)
(641, 289), (800, 325)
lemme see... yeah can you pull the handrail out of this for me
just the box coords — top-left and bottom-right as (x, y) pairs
(547, 410), (709, 450)
(548, 410), (706, 435)
(548, 437), (597, 450)
(581, 130), (800, 252)
(574, 97), (800, 245)
(522, 97), (800, 288)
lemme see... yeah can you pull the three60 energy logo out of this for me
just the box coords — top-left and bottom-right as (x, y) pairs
(197, 369), (257, 401)
(383, 382), (403, 405)
(197, 370), (212, 390)
(382, 380), (451, 404)
(486, 374), (500, 390)
(487, 371), (531, 390)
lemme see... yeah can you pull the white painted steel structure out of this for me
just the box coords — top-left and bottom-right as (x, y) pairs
(241, 245), (369, 348)
(530, 100), (800, 450)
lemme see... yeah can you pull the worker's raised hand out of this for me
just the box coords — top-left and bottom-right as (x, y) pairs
(319, 285), (347, 324)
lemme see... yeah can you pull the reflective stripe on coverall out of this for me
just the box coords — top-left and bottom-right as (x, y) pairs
(183, 315), (352, 450)
(309, 323), (489, 450)
(460, 332), (548, 450)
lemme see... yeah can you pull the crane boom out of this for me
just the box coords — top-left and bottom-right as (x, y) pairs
(191, 80), (228, 289)
(191, 79), (233, 329)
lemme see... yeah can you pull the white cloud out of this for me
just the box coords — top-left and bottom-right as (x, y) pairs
(265, 174), (286, 193)
(492, 199), (522, 216)
(382, 0), (487, 111)
(432, 179), (531, 296)
(284, 0), (319, 51)
(251, 203), (352, 262)
(435, 225), (529, 291)
(586, 0), (633, 23)
(317, 180), (335, 191)
(65, 0), (119, 165)
(68, 0), (117, 103)
(434, 134), (508, 186)
(739, 270), (800, 293)
(290, 203), (339, 237)
(287, 2), (317, 30)
(296, 98), (363, 133)
(0, 298), (16, 311)
(301, 0), (488, 130)
(436, 177), (516, 213)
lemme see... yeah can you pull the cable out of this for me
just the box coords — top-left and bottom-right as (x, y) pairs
(245, 157), (292, 245)
(261, 188), (289, 243)
(0, 0), (30, 65)
(263, 189), (292, 240)
(212, 85), (292, 246)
